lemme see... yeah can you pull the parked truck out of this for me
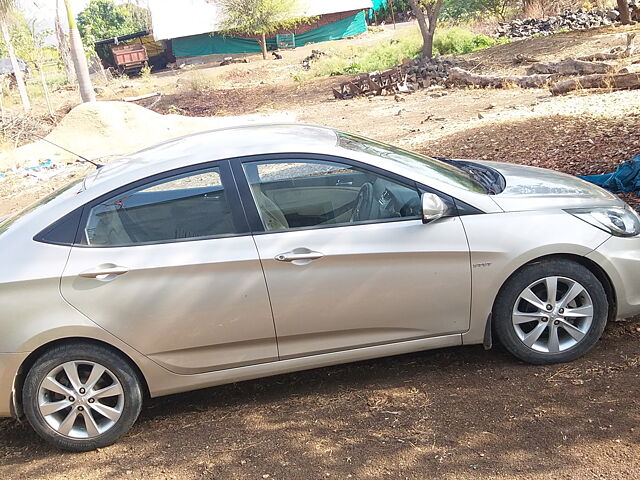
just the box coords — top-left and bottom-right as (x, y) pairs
(112, 44), (148, 76)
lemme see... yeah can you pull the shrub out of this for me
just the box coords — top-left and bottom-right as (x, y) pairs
(303, 26), (506, 80)
(433, 27), (502, 55)
(305, 29), (423, 78)
(185, 70), (217, 92)
(140, 65), (153, 79)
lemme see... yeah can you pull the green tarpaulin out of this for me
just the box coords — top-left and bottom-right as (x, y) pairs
(173, 10), (367, 57)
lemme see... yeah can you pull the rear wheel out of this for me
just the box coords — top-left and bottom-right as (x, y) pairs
(493, 259), (608, 364)
(23, 343), (143, 451)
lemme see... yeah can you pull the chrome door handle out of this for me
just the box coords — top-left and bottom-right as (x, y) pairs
(79, 265), (129, 278)
(275, 249), (324, 263)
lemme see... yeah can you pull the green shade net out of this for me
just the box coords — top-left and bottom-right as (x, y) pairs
(173, 10), (367, 57)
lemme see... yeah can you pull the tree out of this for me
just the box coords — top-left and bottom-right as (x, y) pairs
(64, 0), (95, 103)
(618, 0), (632, 25)
(441, 0), (517, 21)
(407, 0), (444, 59)
(0, 12), (55, 115)
(77, 0), (150, 50)
(56, 0), (76, 84)
(217, 0), (306, 60)
(0, 0), (30, 112)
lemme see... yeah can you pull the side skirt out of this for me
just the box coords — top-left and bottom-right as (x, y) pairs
(147, 334), (463, 398)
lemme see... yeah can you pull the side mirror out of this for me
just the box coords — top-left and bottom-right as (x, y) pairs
(421, 193), (447, 224)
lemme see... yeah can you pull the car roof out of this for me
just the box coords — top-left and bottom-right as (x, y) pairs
(85, 124), (340, 188)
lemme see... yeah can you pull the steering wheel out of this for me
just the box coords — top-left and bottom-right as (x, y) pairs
(350, 182), (374, 223)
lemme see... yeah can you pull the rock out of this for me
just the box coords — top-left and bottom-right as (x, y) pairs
(494, 3), (640, 39)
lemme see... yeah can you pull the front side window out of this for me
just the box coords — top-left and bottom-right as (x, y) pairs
(85, 167), (236, 246)
(243, 159), (422, 232)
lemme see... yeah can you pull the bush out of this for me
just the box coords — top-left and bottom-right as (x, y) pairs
(433, 27), (502, 55)
(184, 70), (217, 92)
(302, 26), (507, 80)
(305, 29), (423, 78)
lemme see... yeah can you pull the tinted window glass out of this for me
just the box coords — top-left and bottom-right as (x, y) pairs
(85, 168), (236, 246)
(243, 159), (421, 231)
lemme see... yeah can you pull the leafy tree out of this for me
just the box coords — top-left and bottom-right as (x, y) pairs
(0, 0), (30, 111)
(0, 12), (50, 63)
(77, 0), (150, 49)
(442, 0), (518, 21)
(407, 0), (444, 59)
(375, 0), (411, 22)
(217, 0), (307, 60)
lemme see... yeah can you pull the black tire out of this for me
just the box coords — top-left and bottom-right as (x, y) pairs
(493, 259), (608, 365)
(22, 343), (143, 452)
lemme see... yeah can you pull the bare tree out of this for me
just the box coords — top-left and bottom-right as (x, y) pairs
(0, 0), (30, 112)
(55, 0), (76, 84)
(63, 0), (95, 103)
(407, 0), (444, 59)
(618, 0), (632, 25)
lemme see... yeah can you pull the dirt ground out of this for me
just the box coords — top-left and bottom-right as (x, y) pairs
(1, 318), (640, 480)
(1, 21), (640, 480)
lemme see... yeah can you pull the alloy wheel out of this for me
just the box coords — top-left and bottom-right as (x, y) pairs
(37, 361), (124, 439)
(512, 276), (594, 353)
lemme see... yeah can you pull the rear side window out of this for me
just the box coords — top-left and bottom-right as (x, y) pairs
(84, 168), (236, 246)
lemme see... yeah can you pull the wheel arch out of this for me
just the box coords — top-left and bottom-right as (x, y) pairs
(486, 253), (617, 348)
(12, 337), (150, 419)
(494, 253), (617, 321)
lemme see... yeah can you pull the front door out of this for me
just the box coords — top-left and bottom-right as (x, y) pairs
(61, 163), (278, 374)
(235, 156), (472, 359)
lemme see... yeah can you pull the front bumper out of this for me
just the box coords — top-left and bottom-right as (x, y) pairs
(588, 235), (640, 320)
(0, 353), (28, 417)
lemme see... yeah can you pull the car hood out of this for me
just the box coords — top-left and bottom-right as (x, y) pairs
(476, 161), (624, 212)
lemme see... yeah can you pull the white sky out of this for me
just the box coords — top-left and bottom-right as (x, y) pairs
(18, 0), (146, 44)
(19, 0), (90, 32)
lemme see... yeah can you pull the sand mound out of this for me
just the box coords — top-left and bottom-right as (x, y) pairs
(0, 101), (295, 171)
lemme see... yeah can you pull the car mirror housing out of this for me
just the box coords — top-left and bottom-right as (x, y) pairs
(421, 193), (448, 224)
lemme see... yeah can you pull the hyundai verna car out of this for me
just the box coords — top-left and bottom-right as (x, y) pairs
(1, 124), (639, 451)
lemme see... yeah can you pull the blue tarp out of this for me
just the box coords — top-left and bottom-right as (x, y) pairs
(578, 155), (640, 196)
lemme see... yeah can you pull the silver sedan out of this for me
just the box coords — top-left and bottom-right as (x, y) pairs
(1, 125), (639, 451)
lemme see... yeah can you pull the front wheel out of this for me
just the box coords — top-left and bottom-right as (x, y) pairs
(22, 343), (143, 451)
(493, 259), (608, 365)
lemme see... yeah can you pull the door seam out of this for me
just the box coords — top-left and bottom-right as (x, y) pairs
(251, 235), (282, 360)
(229, 159), (282, 359)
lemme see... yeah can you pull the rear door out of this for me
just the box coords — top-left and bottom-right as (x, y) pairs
(233, 155), (472, 359)
(61, 162), (278, 374)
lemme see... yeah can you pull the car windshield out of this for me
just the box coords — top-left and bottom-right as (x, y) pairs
(337, 132), (487, 194)
(0, 178), (84, 236)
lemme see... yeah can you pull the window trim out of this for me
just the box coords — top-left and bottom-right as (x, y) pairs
(35, 153), (483, 247)
(74, 159), (251, 248)
(229, 153), (458, 235)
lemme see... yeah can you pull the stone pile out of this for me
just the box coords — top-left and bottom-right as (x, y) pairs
(495, 3), (640, 39)
(332, 56), (465, 99)
(401, 55), (462, 87)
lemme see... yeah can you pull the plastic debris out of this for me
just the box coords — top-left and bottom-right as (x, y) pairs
(579, 155), (640, 196)
(24, 159), (54, 171)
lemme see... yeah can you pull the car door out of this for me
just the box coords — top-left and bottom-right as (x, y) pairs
(60, 162), (278, 375)
(233, 155), (472, 360)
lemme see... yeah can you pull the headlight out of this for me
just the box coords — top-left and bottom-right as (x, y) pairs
(566, 206), (640, 237)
